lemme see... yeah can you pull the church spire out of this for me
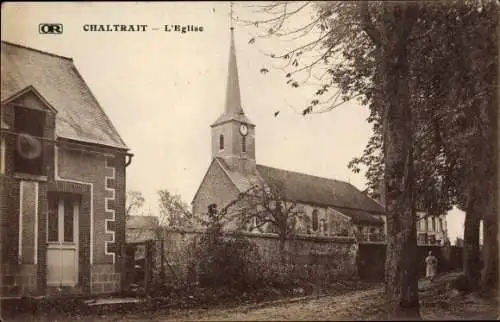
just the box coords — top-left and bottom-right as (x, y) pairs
(225, 2), (244, 115)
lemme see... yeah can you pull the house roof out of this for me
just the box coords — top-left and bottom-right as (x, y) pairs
(212, 157), (385, 225)
(1, 41), (127, 149)
(127, 215), (159, 229)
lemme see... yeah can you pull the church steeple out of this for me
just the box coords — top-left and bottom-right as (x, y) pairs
(210, 2), (256, 170)
(211, 2), (253, 127)
(225, 16), (243, 115)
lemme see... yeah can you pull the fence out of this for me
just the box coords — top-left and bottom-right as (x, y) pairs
(122, 240), (155, 295)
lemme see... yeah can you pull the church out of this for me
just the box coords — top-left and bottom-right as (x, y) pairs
(191, 24), (387, 241)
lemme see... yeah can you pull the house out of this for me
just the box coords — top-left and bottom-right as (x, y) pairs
(374, 183), (449, 246)
(126, 215), (159, 243)
(191, 27), (386, 240)
(0, 41), (132, 297)
(416, 211), (449, 246)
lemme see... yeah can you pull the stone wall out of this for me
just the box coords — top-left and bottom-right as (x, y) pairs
(149, 228), (358, 284)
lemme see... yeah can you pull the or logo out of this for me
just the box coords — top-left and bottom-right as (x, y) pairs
(39, 23), (63, 34)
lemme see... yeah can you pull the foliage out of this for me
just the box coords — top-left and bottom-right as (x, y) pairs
(157, 189), (193, 228)
(240, 1), (497, 216)
(126, 190), (145, 218)
(186, 203), (263, 291)
(241, 1), (498, 298)
(234, 182), (308, 260)
(190, 234), (263, 291)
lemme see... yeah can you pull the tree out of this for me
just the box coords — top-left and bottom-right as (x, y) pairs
(157, 189), (193, 229)
(240, 2), (422, 318)
(345, 1), (499, 293)
(239, 0), (498, 314)
(234, 182), (307, 263)
(126, 190), (145, 218)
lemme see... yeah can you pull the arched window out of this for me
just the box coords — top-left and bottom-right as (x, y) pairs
(241, 135), (247, 153)
(320, 218), (327, 235)
(219, 134), (224, 150)
(312, 209), (319, 232)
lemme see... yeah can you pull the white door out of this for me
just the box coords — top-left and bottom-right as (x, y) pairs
(47, 195), (79, 286)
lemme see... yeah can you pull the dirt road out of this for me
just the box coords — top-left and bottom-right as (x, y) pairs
(7, 273), (497, 321)
(120, 272), (497, 321)
(121, 287), (385, 321)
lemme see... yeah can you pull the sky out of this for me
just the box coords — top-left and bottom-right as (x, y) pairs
(1, 2), (467, 243)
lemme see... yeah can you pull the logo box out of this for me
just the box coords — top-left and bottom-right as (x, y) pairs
(39, 23), (63, 34)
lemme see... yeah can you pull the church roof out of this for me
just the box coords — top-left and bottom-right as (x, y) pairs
(211, 112), (254, 127)
(214, 157), (384, 225)
(256, 164), (385, 224)
(1, 41), (128, 149)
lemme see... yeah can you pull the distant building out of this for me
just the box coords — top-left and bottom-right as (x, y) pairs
(191, 26), (386, 241)
(126, 215), (159, 242)
(1, 41), (132, 297)
(416, 211), (449, 246)
(454, 237), (464, 247)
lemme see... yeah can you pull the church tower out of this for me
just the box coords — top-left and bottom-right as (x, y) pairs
(211, 5), (256, 174)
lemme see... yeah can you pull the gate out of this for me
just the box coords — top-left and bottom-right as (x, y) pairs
(123, 240), (154, 295)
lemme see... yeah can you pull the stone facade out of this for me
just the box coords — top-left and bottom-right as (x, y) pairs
(191, 159), (241, 223)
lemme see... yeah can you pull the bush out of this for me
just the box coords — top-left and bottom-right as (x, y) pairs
(188, 234), (263, 292)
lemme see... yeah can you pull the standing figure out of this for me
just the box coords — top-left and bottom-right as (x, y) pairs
(425, 250), (438, 282)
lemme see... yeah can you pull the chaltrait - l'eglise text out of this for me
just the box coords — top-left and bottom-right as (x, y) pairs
(164, 25), (204, 33)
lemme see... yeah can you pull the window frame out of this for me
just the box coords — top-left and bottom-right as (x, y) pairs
(13, 105), (46, 176)
(241, 135), (247, 153)
(311, 209), (319, 232)
(47, 194), (79, 245)
(219, 134), (224, 151)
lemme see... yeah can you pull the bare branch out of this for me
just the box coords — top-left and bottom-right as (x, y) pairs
(237, 2), (311, 26)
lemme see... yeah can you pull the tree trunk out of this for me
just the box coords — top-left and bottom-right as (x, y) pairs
(463, 201), (481, 292)
(480, 69), (499, 295)
(380, 3), (420, 319)
(481, 214), (498, 295)
(279, 233), (286, 264)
